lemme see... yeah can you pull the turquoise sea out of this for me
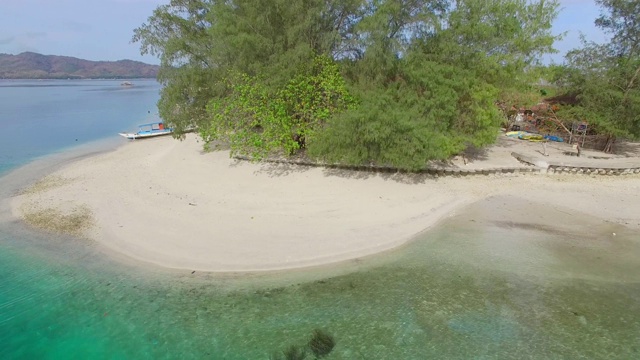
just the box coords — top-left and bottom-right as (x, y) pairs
(1, 80), (639, 359)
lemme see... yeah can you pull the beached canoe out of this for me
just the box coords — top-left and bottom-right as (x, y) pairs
(518, 134), (545, 142)
(119, 122), (173, 140)
(506, 131), (528, 138)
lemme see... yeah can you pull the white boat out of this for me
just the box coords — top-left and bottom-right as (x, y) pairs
(119, 122), (173, 139)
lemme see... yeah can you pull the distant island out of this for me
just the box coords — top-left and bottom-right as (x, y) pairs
(0, 52), (159, 79)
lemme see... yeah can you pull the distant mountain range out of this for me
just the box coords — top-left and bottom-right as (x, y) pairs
(0, 52), (159, 79)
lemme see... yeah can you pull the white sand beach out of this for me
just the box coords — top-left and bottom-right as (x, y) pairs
(9, 134), (640, 272)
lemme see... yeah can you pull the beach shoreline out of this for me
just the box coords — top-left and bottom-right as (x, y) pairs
(6, 134), (640, 272)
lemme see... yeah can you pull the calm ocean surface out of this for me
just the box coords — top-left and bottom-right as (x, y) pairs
(1, 80), (639, 359)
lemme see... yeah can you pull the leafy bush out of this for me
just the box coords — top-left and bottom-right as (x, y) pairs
(201, 55), (354, 159)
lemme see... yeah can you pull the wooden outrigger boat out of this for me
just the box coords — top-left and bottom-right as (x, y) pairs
(119, 122), (173, 140)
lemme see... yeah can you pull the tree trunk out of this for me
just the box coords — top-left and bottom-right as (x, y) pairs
(603, 135), (615, 153)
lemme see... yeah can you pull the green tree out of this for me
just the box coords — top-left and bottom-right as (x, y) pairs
(134, 0), (560, 170)
(309, 58), (500, 170)
(559, 0), (640, 151)
(595, 0), (640, 57)
(133, 0), (363, 136)
(132, 0), (221, 135)
(422, 0), (559, 97)
(310, 0), (559, 170)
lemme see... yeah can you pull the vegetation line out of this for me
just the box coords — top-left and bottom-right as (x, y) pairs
(132, 0), (639, 167)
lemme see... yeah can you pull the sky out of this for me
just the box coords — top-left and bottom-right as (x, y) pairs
(0, 0), (609, 65)
(548, 0), (610, 63)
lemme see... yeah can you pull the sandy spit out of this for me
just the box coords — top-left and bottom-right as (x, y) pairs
(9, 134), (640, 272)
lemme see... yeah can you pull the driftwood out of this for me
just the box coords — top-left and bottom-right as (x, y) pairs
(547, 108), (572, 136)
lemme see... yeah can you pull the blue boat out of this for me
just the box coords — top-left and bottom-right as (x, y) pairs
(119, 122), (173, 140)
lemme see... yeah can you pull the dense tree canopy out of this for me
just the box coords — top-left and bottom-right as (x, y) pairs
(134, 0), (560, 170)
(558, 0), (640, 150)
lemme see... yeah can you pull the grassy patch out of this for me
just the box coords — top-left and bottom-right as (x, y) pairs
(20, 175), (74, 195)
(22, 205), (93, 236)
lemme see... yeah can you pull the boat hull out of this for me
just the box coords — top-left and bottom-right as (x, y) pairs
(118, 130), (173, 140)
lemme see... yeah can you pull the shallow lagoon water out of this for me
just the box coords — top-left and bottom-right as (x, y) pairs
(2, 200), (638, 359)
(1, 81), (639, 359)
(0, 79), (161, 175)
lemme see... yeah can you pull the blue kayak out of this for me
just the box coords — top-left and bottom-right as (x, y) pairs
(544, 135), (564, 142)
